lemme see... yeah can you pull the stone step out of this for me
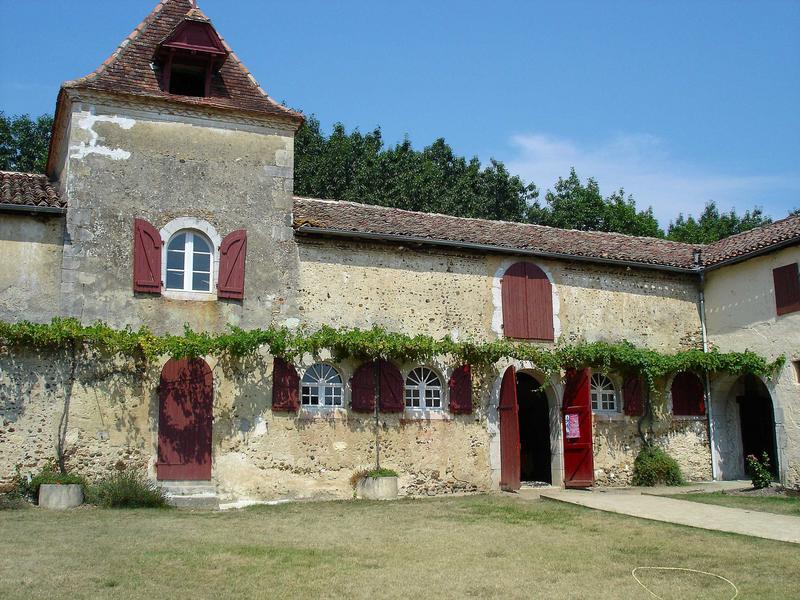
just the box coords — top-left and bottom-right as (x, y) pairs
(158, 480), (219, 509)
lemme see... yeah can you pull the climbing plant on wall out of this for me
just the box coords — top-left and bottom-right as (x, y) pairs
(0, 319), (784, 389)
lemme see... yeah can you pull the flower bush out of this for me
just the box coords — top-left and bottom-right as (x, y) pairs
(745, 452), (773, 490)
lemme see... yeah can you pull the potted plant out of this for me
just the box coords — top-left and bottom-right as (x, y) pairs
(351, 467), (399, 500)
(22, 462), (85, 510)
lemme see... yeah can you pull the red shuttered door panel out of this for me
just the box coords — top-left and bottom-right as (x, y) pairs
(562, 368), (594, 488)
(133, 218), (162, 294)
(271, 357), (300, 412)
(524, 263), (554, 341)
(218, 230), (247, 300)
(499, 366), (521, 491)
(623, 376), (644, 417)
(501, 262), (529, 339)
(448, 365), (473, 415)
(773, 263), (800, 316)
(157, 358), (213, 481)
(671, 372), (705, 416)
(351, 362), (376, 413)
(378, 360), (404, 413)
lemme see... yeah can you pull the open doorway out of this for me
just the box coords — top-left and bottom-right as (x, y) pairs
(517, 372), (551, 484)
(737, 374), (778, 477)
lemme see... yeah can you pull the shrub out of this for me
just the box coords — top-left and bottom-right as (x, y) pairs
(0, 492), (27, 510)
(632, 446), (684, 487)
(745, 452), (773, 490)
(18, 462), (86, 502)
(87, 469), (169, 508)
(349, 467), (399, 489)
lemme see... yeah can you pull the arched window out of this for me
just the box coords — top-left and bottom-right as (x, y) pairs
(166, 230), (214, 293)
(501, 262), (554, 341)
(301, 363), (343, 408)
(404, 367), (443, 410)
(671, 372), (705, 416)
(590, 374), (617, 412)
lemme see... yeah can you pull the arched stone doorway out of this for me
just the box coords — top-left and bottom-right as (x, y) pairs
(711, 374), (778, 480)
(157, 358), (214, 481)
(517, 372), (552, 484)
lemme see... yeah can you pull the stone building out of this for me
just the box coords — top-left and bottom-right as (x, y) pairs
(1, 0), (798, 504)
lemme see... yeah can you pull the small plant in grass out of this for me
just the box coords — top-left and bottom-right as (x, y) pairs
(632, 445), (684, 487)
(745, 452), (773, 490)
(87, 468), (169, 508)
(17, 462), (86, 502)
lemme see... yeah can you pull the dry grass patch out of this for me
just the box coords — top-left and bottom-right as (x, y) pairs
(0, 494), (798, 599)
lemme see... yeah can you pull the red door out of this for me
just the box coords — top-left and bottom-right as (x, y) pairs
(157, 358), (214, 481)
(499, 366), (521, 491)
(562, 368), (594, 488)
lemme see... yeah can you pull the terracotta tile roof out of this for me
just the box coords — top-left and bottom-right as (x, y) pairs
(293, 197), (800, 271)
(703, 214), (800, 266)
(293, 197), (703, 270)
(63, 0), (302, 125)
(0, 171), (65, 210)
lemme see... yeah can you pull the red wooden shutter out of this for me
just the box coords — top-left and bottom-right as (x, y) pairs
(671, 372), (705, 416)
(448, 365), (473, 414)
(351, 362), (376, 413)
(524, 263), (554, 341)
(133, 218), (162, 294)
(562, 367), (594, 488)
(218, 230), (247, 300)
(499, 366), (521, 491)
(501, 262), (554, 340)
(773, 263), (800, 316)
(379, 360), (404, 413)
(271, 357), (299, 412)
(623, 376), (644, 416)
(502, 262), (528, 339)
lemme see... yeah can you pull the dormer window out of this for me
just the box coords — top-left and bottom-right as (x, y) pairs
(155, 16), (228, 98)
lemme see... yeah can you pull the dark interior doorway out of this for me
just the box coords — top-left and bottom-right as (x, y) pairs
(517, 372), (551, 484)
(737, 374), (778, 477)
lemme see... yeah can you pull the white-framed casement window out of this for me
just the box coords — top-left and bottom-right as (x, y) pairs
(301, 363), (344, 408)
(165, 230), (214, 293)
(404, 367), (443, 410)
(590, 374), (618, 413)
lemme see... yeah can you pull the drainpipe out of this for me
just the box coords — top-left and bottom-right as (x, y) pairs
(696, 249), (719, 481)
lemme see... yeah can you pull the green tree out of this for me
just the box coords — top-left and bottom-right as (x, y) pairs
(667, 201), (772, 244)
(526, 168), (664, 237)
(0, 112), (53, 173)
(294, 116), (536, 222)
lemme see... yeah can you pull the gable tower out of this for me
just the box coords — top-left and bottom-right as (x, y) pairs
(46, 0), (304, 332)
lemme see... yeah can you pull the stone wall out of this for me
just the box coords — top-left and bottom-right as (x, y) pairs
(0, 214), (64, 324)
(705, 246), (800, 488)
(54, 92), (300, 333)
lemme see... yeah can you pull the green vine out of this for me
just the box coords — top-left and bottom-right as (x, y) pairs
(0, 318), (784, 387)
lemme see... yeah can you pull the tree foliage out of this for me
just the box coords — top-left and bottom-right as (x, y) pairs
(0, 112), (53, 173)
(666, 201), (772, 244)
(526, 168), (664, 237)
(295, 116), (537, 221)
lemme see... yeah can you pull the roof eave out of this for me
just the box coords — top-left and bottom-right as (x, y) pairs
(295, 225), (700, 274)
(0, 203), (66, 216)
(703, 236), (800, 272)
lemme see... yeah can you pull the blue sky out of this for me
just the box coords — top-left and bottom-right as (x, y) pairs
(1, 0), (798, 225)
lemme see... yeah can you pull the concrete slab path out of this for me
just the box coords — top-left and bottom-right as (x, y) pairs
(539, 488), (800, 544)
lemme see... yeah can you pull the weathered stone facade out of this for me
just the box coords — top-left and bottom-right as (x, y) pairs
(1, 0), (797, 502)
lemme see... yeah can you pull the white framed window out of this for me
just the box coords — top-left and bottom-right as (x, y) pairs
(590, 374), (618, 412)
(165, 230), (214, 293)
(301, 363), (344, 408)
(405, 367), (443, 410)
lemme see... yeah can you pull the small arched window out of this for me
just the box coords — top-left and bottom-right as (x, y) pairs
(590, 374), (618, 413)
(405, 367), (443, 410)
(671, 372), (705, 416)
(166, 230), (214, 293)
(301, 363), (344, 408)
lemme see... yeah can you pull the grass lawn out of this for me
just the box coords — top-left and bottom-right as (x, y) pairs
(665, 490), (800, 517)
(1, 494), (798, 599)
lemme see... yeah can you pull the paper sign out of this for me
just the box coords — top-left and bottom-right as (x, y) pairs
(565, 413), (580, 439)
